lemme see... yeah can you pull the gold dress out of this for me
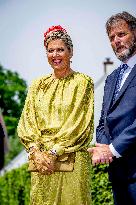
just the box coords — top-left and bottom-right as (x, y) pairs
(17, 72), (94, 205)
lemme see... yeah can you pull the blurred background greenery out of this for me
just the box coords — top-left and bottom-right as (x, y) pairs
(0, 64), (27, 164)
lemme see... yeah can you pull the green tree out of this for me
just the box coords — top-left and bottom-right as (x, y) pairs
(0, 64), (27, 163)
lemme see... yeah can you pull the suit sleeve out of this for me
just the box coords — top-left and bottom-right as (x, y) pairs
(112, 119), (136, 156)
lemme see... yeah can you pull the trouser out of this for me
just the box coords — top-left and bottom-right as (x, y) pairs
(112, 180), (136, 205)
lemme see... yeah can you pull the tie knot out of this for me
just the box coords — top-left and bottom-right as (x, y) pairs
(121, 64), (128, 71)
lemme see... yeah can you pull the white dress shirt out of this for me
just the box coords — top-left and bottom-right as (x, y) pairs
(110, 54), (136, 158)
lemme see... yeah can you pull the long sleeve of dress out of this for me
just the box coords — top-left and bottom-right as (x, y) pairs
(17, 80), (42, 151)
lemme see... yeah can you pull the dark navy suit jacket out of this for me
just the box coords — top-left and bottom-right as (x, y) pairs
(96, 64), (136, 183)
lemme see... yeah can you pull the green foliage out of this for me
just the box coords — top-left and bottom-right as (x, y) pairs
(0, 64), (27, 119)
(4, 116), (18, 137)
(0, 64), (27, 164)
(0, 164), (113, 205)
(0, 164), (31, 205)
(91, 164), (113, 205)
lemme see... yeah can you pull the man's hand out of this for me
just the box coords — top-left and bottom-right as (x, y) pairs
(87, 143), (113, 165)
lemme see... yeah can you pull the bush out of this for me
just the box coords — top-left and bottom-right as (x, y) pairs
(0, 164), (30, 205)
(91, 164), (113, 205)
(0, 164), (113, 205)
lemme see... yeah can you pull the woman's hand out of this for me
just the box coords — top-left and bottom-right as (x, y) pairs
(34, 150), (53, 174)
(29, 148), (56, 174)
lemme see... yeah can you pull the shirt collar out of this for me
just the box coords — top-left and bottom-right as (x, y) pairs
(121, 54), (136, 69)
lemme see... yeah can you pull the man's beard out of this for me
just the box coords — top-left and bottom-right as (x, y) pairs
(114, 37), (136, 62)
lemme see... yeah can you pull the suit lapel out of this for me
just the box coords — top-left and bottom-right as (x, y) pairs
(105, 68), (120, 113)
(111, 64), (136, 107)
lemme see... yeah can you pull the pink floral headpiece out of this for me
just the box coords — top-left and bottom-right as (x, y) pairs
(44, 25), (67, 40)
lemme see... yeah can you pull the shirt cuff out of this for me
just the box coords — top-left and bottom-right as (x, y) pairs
(109, 143), (122, 158)
(52, 144), (64, 156)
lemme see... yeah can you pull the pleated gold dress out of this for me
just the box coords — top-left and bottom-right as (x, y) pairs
(17, 72), (94, 205)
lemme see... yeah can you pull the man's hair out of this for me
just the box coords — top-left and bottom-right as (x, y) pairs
(106, 11), (136, 35)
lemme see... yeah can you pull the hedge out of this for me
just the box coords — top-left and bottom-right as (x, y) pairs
(0, 164), (113, 205)
(0, 164), (30, 205)
(91, 164), (113, 205)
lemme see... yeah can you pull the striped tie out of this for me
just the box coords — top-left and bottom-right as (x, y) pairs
(112, 64), (128, 102)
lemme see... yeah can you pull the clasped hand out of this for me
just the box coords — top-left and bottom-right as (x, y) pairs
(87, 143), (113, 166)
(29, 149), (56, 174)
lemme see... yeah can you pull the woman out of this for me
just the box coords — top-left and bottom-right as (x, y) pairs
(17, 25), (94, 205)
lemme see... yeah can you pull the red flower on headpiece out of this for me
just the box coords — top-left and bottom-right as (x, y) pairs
(44, 25), (67, 39)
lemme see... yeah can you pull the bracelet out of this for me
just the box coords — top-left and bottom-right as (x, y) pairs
(47, 149), (57, 161)
(49, 149), (57, 156)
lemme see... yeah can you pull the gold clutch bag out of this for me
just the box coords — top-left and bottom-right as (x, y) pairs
(28, 152), (75, 172)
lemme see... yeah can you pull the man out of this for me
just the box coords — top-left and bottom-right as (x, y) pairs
(88, 11), (136, 205)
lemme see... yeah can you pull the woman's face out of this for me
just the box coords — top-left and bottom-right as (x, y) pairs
(46, 39), (72, 71)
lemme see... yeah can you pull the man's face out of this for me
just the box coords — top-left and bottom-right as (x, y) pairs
(108, 20), (136, 62)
